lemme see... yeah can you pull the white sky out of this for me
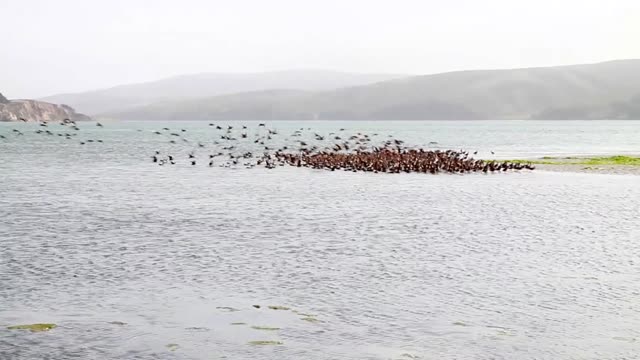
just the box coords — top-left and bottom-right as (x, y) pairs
(1, 0), (639, 98)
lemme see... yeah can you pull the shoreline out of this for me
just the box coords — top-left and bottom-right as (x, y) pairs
(497, 155), (640, 175)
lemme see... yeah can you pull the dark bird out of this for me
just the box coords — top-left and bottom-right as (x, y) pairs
(96, 122), (103, 127)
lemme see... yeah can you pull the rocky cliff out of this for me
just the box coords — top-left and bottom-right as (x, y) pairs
(0, 99), (91, 122)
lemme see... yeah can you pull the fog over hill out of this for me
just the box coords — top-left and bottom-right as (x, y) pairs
(44, 60), (640, 120)
(40, 70), (405, 115)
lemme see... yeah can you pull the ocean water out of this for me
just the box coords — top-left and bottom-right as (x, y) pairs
(1, 120), (640, 359)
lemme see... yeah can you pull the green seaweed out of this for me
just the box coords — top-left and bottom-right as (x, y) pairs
(251, 326), (281, 331)
(583, 156), (640, 166)
(497, 155), (640, 166)
(230, 322), (247, 326)
(7, 323), (57, 332)
(166, 343), (179, 351)
(108, 321), (127, 326)
(248, 340), (283, 346)
(267, 305), (290, 311)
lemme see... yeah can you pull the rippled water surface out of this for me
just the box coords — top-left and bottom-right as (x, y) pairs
(1, 121), (640, 359)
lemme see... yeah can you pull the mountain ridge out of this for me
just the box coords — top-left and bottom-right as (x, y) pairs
(40, 70), (406, 115)
(99, 59), (640, 120)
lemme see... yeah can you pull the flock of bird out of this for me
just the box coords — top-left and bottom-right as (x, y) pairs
(0, 117), (104, 144)
(1, 120), (534, 174)
(148, 122), (534, 174)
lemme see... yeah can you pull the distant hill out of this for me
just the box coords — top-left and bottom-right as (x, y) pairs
(40, 70), (405, 115)
(100, 60), (640, 120)
(0, 94), (91, 122)
(532, 93), (640, 120)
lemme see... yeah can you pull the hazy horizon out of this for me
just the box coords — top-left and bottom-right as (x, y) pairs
(2, 0), (639, 98)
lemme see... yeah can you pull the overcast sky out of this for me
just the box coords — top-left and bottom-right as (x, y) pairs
(1, 0), (639, 98)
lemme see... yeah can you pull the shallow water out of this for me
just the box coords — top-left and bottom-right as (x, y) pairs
(1, 121), (640, 359)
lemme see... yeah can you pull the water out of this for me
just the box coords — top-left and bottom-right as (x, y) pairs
(1, 120), (640, 359)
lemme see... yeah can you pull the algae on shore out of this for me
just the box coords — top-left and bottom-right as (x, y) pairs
(498, 155), (640, 166)
(583, 156), (640, 166)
